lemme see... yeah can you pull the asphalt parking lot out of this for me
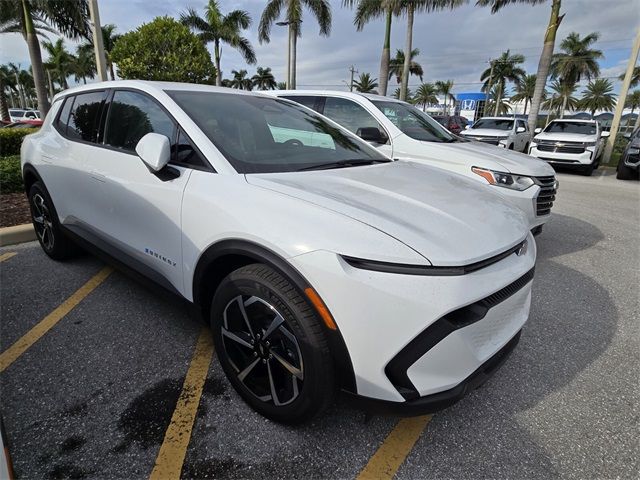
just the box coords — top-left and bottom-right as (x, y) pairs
(1, 169), (638, 479)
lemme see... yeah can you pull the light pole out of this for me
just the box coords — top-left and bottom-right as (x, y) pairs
(276, 20), (301, 89)
(348, 65), (358, 92)
(88, 0), (108, 81)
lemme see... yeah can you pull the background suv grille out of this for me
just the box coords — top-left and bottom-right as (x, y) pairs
(534, 175), (557, 216)
(537, 143), (586, 154)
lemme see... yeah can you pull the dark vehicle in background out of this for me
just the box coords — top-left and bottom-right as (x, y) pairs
(617, 128), (640, 180)
(431, 115), (468, 134)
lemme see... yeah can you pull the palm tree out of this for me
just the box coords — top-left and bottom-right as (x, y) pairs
(393, 87), (412, 100)
(277, 81), (287, 90)
(486, 84), (512, 115)
(343, 0), (402, 96)
(510, 74), (538, 114)
(579, 78), (616, 118)
(543, 79), (577, 117)
(624, 90), (640, 128)
(252, 67), (277, 90)
(259, 0), (331, 89)
(480, 50), (525, 115)
(551, 32), (602, 85)
(435, 79), (454, 115)
(42, 38), (74, 90)
(230, 69), (253, 90)
(0, 0), (89, 116)
(72, 44), (95, 85)
(620, 66), (640, 89)
(353, 72), (378, 93)
(7, 63), (26, 108)
(388, 49), (423, 85)
(0, 65), (14, 121)
(413, 82), (438, 111)
(397, 0), (466, 101)
(181, 0), (256, 87)
(477, 0), (564, 131)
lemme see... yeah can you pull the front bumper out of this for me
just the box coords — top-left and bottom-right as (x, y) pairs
(290, 232), (536, 404)
(529, 145), (595, 166)
(491, 185), (552, 230)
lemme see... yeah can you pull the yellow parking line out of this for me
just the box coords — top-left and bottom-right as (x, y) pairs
(149, 328), (214, 480)
(357, 415), (432, 480)
(0, 266), (113, 373)
(0, 252), (17, 263)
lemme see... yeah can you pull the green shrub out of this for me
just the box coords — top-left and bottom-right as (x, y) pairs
(0, 155), (23, 193)
(0, 128), (39, 156)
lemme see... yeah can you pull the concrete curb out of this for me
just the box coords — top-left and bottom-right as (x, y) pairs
(0, 223), (35, 247)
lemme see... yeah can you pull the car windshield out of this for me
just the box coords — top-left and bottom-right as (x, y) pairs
(370, 100), (456, 142)
(545, 121), (597, 135)
(472, 119), (514, 130)
(168, 91), (388, 173)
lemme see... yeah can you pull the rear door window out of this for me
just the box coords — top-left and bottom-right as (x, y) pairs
(322, 97), (387, 141)
(280, 96), (321, 112)
(55, 97), (74, 134)
(67, 90), (108, 142)
(104, 90), (176, 153)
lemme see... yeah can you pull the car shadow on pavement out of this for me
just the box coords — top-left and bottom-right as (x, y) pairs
(536, 213), (606, 261)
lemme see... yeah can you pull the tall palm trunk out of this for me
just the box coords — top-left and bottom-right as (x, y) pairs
(290, 25), (298, 89)
(494, 79), (503, 116)
(524, 97), (529, 115)
(214, 40), (222, 86)
(400, 4), (414, 101)
(109, 62), (115, 81)
(47, 70), (54, 100)
(560, 94), (568, 118)
(378, 8), (392, 97)
(22, 0), (50, 116)
(527, 0), (563, 132)
(0, 79), (10, 122)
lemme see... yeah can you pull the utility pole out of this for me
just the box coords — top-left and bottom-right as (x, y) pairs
(349, 65), (358, 92)
(88, 0), (108, 81)
(603, 29), (640, 164)
(484, 59), (494, 117)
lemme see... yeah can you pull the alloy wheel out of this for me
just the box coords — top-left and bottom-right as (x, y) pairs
(31, 193), (54, 251)
(221, 295), (304, 406)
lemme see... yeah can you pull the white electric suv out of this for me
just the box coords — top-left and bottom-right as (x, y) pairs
(269, 91), (557, 235)
(22, 81), (536, 423)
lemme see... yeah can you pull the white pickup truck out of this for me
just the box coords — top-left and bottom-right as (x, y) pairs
(529, 119), (609, 176)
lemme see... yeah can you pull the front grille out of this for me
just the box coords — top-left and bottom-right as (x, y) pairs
(537, 142), (586, 154)
(534, 175), (557, 216)
(469, 136), (501, 145)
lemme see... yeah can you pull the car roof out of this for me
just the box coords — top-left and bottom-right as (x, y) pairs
(548, 118), (597, 124)
(477, 117), (517, 120)
(271, 89), (405, 104)
(52, 80), (275, 102)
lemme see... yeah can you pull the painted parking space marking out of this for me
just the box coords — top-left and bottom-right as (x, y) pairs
(0, 266), (113, 373)
(149, 328), (214, 480)
(357, 415), (432, 480)
(0, 252), (17, 263)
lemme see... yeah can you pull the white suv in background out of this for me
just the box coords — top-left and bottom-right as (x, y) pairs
(22, 81), (536, 423)
(461, 116), (532, 152)
(270, 91), (557, 234)
(529, 119), (609, 176)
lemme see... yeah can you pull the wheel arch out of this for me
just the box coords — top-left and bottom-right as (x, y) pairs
(22, 163), (42, 194)
(193, 239), (357, 393)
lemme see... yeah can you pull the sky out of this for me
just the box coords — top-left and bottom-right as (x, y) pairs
(0, 0), (638, 95)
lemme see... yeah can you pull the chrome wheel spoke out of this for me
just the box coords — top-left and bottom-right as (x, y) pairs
(237, 296), (255, 338)
(270, 350), (303, 380)
(266, 361), (282, 406)
(221, 327), (253, 349)
(263, 313), (284, 340)
(33, 215), (44, 225)
(238, 357), (260, 382)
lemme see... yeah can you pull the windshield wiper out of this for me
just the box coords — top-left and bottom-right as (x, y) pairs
(298, 159), (391, 171)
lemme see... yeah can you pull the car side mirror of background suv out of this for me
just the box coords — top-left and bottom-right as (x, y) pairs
(357, 127), (387, 144)
(136, 133), (171, 172)
(534, 127), (542, 134)
(517, 126), (526, 133)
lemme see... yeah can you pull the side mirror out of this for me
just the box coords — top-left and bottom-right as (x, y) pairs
(517, 126), (526, 133)
(534, 127), (542, 134)
(357, 127), (386, 144)
(600, 131), (610, 138)
(623, 132), (632, 139)
(135, 132), (171, 172)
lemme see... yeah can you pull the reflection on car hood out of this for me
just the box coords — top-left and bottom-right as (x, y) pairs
(534, 132), (598, 143)
(413, 139), (555, 176)
(247, 161), (528, 266)
(462, 128), (511, 137)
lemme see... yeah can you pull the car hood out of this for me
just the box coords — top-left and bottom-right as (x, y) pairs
(412, 139), (554, 176)
(462, 128), (511, 138)
(246, 161), (528, 266)
(534, 132), (597, 143)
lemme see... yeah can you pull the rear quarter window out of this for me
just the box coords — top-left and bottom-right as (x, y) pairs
(67, 91), (108, 142)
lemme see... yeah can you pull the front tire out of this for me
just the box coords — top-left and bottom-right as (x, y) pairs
(581, 162), (595, 176)
(616, 159), (637, 180)
(28, 182), (77, 260)
(210, 264), (335, 424)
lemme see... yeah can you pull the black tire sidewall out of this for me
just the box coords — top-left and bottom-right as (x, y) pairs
(28, 182), (75, 259)
(210, 265), (334, 424)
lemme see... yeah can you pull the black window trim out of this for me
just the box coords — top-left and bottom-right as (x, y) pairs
(52, 87), (215, 174)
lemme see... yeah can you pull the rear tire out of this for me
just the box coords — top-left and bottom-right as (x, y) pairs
(523, 142), (529, 153)
(616, 160), (637, 180)
(581, 163), (595, 176)
(28, 181), (77, 260)
(210, 263), (335, 424)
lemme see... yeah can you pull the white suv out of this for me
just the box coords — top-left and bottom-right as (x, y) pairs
(22, 81), (535, 423)
(270, 91), (557, 234)
(461, 116), (532, 152)
(529, 119), (609, 176)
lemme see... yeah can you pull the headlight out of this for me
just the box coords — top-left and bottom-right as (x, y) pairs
(584, 142), (597, 148)
(628, 147), (639, 155)
(472, 167), (535, 191)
